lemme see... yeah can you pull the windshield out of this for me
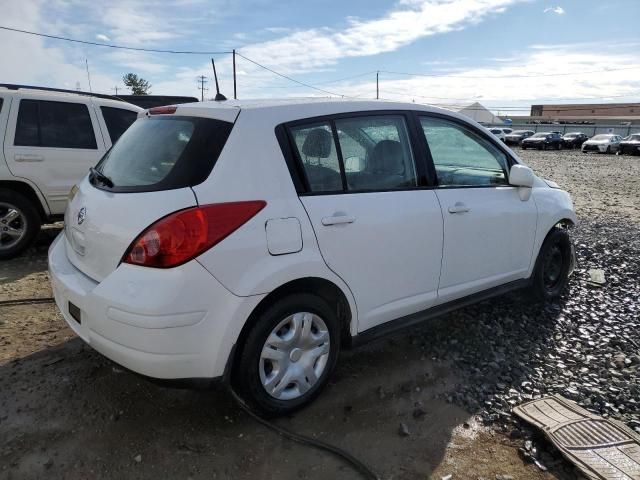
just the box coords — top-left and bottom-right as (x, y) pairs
(625, 134), (640, 141)
(95, 116), (233, 192)
(563, 133), (578, 138)
(591, 135), (612, 141)
(531, 133), (548, 138)
(511, 130), (528, 135)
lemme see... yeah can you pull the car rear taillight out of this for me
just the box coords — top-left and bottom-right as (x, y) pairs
(123, 201), (266, 268)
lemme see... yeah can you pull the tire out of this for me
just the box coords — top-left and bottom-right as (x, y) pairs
(530, 227), (572, 302)
(0, 190), (42, 260)
(521, 145), (526, 150)
(233, 293), (341, 416)
(557, 143), (562, 150)
(606, 146), (611, 154)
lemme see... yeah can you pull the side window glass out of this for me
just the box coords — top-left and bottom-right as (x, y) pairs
(290, 122), (342, 192)
(39, 101), (97, 149)
(420, 116), (508, 187)
(101, 107), (138, 144)
(15, 100), (40, 146)
(335, 115), (417, 191)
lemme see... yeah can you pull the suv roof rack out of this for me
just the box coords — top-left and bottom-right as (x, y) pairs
(0, 83), (126, 103)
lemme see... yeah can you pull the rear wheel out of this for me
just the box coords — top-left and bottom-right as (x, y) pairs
(234, 294), (341, 416)
(0, 190), (41, 260)
(531, 227), (572, 301)
(606, 146), (611, 154)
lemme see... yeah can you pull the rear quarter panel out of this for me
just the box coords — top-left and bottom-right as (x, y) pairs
(192, 108), (359, 333)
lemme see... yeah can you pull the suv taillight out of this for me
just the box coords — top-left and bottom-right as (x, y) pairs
(123, 201), (266, 268)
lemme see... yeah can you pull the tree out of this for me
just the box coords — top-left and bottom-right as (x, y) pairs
(122, 73), (151, 95)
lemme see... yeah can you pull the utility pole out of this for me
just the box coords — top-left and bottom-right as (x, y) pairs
(376, 71), (379, 100)
(197, 75), (208, 101)
(111, 86), (120, 96)
(233, 49), (237, 100)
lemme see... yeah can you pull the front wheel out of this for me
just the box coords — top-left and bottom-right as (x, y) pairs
(530, 227), (572, 301)
(233, 294), (341, 416)
(0, 190), (42, 260)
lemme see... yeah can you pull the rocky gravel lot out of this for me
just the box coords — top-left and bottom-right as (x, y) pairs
(0, 148), (638, 479)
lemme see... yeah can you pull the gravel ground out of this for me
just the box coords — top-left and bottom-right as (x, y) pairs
(0, 148), (638, 479)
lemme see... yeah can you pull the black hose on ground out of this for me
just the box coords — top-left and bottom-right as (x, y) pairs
(0, 297), (55, 307)
(228, 388), (380, 480)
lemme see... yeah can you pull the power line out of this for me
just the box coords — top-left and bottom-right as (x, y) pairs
(0, 25), (232, 55)
(379, 65), (640, 79)
(235, 52), (348, 97)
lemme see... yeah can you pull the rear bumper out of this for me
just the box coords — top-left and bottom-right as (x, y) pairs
(48, 234), (264, 379)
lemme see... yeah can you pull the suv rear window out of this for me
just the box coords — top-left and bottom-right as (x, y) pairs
(94, 116), (232, 192)
(101, 106), (138, 143)
(15, 99), (97, 149)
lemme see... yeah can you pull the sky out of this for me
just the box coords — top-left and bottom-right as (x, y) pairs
(1, 0), (639, 114)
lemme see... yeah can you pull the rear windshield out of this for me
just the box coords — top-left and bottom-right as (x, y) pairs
(94, 116), (233, 192)
(531, 133), (548, 138)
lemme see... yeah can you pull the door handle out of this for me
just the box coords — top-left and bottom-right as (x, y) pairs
(448, 202), (470, 214)
(14, 154), (44, 162)
(321, 214), (356, 226)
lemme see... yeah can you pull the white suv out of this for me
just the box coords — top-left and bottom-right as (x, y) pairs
(0, 85), (142, 258)
(49, 99), (576, 414)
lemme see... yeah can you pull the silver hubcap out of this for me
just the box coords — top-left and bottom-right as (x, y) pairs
(0, 202), (27, 250)
(259, 312), (331, 400)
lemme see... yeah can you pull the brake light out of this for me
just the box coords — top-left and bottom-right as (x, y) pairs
(148, 105), (177, 115)
(123, 201), (266, 268)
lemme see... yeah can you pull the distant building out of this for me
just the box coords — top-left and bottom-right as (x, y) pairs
(457, 102), (504, 124)
(531, 103), (640, 118)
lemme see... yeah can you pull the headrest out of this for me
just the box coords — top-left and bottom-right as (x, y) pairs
(301, 128), (332, 158)
(369, 140), (405, 175)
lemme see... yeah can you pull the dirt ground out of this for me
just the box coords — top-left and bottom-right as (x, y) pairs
(1, 148), (638, 480)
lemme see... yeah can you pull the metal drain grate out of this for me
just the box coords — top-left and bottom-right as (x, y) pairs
(514, 395), (640, 480)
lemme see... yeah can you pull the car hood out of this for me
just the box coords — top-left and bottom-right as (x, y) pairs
(584, 139), (609, 145)
(621, 140), (640, 145)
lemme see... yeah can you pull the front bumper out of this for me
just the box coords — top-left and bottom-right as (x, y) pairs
(582, 143), (607, 153)
(48, 234), (262, 379)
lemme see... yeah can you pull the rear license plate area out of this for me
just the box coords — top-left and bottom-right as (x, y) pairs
(68, 301), (82, 324)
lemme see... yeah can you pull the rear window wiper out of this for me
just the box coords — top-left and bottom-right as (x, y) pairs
(89, 167), (114, 188)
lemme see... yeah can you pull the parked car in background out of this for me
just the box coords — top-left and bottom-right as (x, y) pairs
(488, 127), (506, 142)
(618, 133), (640, 155)
(505, 130), (535, 146)
(521, 132), (563, 150)
(561, 132), (589, 149)
(581, 134), (622, 154)
(49, 98), (576, 415)
(0, 84), (142, 258)
(501, 127), (513, 134)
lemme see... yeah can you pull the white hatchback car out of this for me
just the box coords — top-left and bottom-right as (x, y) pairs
(49, 99), (576, 414)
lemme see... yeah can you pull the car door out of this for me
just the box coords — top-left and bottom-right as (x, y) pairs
(3, 97), (105, 215)
(288, 113), (444, 332)
(418, 114), (537, 304)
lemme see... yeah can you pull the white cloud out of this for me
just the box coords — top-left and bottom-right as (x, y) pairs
(544, 6), (565, 14)
(96, 33), (110, 42)
(236, 0), (525, 73)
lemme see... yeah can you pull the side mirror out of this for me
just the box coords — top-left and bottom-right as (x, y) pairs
(509, 164), (534, 188)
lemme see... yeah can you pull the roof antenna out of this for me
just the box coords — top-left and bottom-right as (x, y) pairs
(211, 58), (227, 101)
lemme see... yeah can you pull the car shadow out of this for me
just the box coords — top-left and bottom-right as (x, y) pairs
(0, 289), (575, 479)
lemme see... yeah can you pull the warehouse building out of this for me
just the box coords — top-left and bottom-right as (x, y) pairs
(531, 102), (640, 118)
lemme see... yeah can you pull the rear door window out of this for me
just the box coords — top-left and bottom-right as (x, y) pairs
(289, 122), (343, 193)
(15, 99), (97, 149)
(288, 114), (418, 193)
(100, 106), (138, 143)
(94, 116), (233, 192)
